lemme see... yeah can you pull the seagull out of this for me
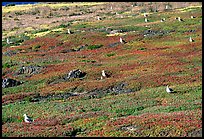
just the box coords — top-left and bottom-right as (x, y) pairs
(191, 16), (195, 19)
(189, 36), (194, 42)
(120, 37), (126, 43)
(166, 85), (174, 93)
(6, 38), (13, 44)
(102, 70), (107, 78)
(160, 18), (166, 22)
(145, 18), (148, 23)
(67, 29), (71, 34)
(178, 17), (183, 22)
(97, 16), (101, 20)
(101, 70), (110, 79)
(23, 114), (33, 123)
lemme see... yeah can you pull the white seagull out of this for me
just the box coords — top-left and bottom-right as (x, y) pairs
(119, 37), (126, 43)
(67, 29), (71, 34)
(178, 17), (183, 22)
(189, 36), (194, 42)
(166, 85), (174, 93)
(101, 70), (110, 79)
(23, 114), (33, 123)
(191, 16), (195, 19)
(97, 16), (101, 20)
(102, 70), (107, 77)
(145, 18), (148, 23)
(6, 38), (13, 44)
(160, 18), (166, 22)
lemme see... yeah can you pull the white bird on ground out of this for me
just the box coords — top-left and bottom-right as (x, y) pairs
(6, 38), (13, 44)
(97, 16), (101, 20)
(110, 6), (113, 10)
(160, 18), (166, 22)
(101, 70), (107, 80)
(189, 36), (194, 42)
(144, 13), (148, 17)
(102, 70), (107, 77)
(101, 70), (111, 79)
(178, 17), (183, 22)
(67, 29), (71, 34)
(145, 18), (148, 23)
(191, 16), (195, 19)
(166, 85), (174, 93)
(23, 114), (33, 123)
(119, 37), (126, 44)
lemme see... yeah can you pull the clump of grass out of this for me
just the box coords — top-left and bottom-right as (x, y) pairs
(81, 59), (96, 63)
(32, 44), (41, 50)
(106, 53), (115, 57)
(137, 47), (146, 51)
(58, 23), (70, 28)
(87, 44), (103, 50)
(2, 61), (15, 68)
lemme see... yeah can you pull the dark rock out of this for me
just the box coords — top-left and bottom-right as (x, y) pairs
(3, 50), (17, 56)
(72, 44), (88, 52)
(64, 69), (86, 80)
(188, 129), (202, 137)
(87, 82), (133, 99)
(2, 78), (22, 88)
(108, 42), (120, 47)
(60, 49), (75, 53)
(143, 30), (174, 37)
(17, 65), (43, 75)
(109, 30), (122, 34)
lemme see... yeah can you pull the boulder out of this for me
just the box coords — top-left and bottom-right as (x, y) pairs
(3, 50), (17, 56)
(64, 69), (86, 80)
(143, 30), (175, 37)
(2, 78), (22, 88)
(17, 65), (43, 75)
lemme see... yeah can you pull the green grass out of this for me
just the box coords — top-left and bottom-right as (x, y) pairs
(87, 44), (103, 50)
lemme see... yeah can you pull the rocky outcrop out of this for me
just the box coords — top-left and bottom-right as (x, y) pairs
(108, 42), (120, 47)
(88, 82), (133, 98)
(3, 50), (17, 56)
(2, 78), (22, 88)
(47, 69), (86, 85)
(17, 65), (43, 75)
(143, 30), (175, 37)
(64, 69), (86, 80)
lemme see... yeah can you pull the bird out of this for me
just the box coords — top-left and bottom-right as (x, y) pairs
(67, 29), (71, 34)
(191, 16), (195, 19)
(166, 85), (174, 93)
(144, 13), (148, 17)
(189, 36), (194, 42)
(110, 6), (113, 10)
(178, 17), (183, 22)
(6, 38), (13, 44)
(97, 16), (101, 20)
(23, 114), (33, 123)
(119, 37), (126, 44)
(101, 70), (110, 79)
(145, 18), (148, 23)
(160, 18), (166, 22)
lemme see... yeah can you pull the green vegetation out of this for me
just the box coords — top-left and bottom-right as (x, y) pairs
(87, 44), (103, 50)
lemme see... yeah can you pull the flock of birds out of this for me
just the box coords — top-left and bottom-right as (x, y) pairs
(4, 5), (196, 124)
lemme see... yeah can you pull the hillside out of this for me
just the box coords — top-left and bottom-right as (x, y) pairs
(2, 2), (202, 137)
